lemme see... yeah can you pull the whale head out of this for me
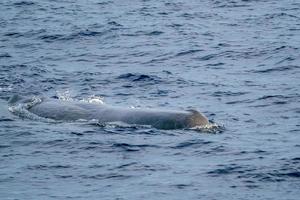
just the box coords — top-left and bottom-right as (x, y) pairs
(8, 95), (44, 109)
(187, 109), (209, 127)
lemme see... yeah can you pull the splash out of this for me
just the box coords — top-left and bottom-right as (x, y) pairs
(56, 90), (74, 101)
(189, 122), (225, 134)
(80, 95), (105, 105)
(56, 91), (105, 104)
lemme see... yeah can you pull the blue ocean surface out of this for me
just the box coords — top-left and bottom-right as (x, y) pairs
(0, 0), (300, 199)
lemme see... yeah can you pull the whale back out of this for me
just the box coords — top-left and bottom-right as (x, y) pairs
(28, 99), (91, 121)
(9, 96), (210, 129)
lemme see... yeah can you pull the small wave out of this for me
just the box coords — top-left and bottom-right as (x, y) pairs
(226, 99), (254, 105)
(277, 172), (300, 178)
(175, 49), (203, 57)
(197, 53), (218, 61)
(39, 34), (65, 42)
(252, 65), (299, 73)
(112, 142), (159, 152)
(38, 28), (116, 43)
(207, 165), (244, 176)
(255, 94), (298, 106)
(208, 160), (300, 183)
(257, 95), (289, 100)
(4, 32), (23, 38)
(145, 31), (164, 36)
(96, 1), (113, 6)
(123, 30), (164, 37)
(26, 164), (72, 170)
(0, 53), (11, 58)
(172, 139), (212, 149)
(117, 73), (162, 83)
(213, 1), (250, 8)
(80, 173), (132, 180)
(74, 29), (105, 37)
(133, 75), (154, 82)
(0, 118), (14, 122)
(13, 1), (35, 6)
(276, 57), (296, 65)
(206, 62), (225, 67)
(291, 157), (300, 162)
(0, 144), (10, 149)
(212, 91), (249, 97)
(4, 29), (46, 39)
(107, 21), (122, 27)
(265, 12), (300, 20)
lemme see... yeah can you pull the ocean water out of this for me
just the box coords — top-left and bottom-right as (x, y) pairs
(0, 0), (300, 199)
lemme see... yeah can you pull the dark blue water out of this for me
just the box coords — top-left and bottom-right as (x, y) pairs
(1, 0), (300, 199)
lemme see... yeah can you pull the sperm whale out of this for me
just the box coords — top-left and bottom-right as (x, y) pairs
(8, 95), (209, 129)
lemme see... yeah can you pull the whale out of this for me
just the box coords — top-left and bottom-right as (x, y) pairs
(8, 95), (209, 130)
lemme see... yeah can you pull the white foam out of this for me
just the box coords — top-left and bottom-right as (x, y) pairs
(189, 122), (224, 133)
(0, 85), (13, 92)
(80, 95), (105, 105)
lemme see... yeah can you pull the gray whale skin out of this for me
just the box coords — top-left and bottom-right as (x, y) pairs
(9, 95), (209, 129)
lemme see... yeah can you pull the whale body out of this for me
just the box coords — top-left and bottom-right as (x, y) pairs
(8, 95), (209, 129)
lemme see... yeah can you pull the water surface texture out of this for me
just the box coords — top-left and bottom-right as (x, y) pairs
(1, 0), (300, 199)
